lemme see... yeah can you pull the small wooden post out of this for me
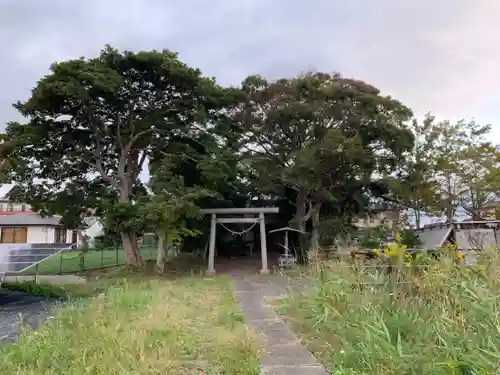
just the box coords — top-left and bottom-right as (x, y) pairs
(284, 231), (289, 257)
(207, 213), (217, 275)
(259, 212), (269, 274)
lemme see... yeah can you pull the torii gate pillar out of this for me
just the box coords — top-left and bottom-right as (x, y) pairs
(259, 212), (269, 274)
(207, 213), (217, 276)
(202, 207), (279, 275)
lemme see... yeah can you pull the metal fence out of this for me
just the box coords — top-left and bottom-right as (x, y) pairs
(326, 247), (480, 266)
(303, 246), (484, 287)
(20, 245), (157, 275)
(6, 242), (480, 278)
(310, 262), (431, 286)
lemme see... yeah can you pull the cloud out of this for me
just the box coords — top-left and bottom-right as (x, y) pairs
(1, 0), (499, 131)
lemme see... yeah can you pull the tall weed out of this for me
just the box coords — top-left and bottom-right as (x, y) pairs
(279, 248), (500, 374)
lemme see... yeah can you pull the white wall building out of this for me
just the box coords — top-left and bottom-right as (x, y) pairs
(79, 217), (104, 248)
(0, 198), (33, 213)
(0, 214), (74, 245)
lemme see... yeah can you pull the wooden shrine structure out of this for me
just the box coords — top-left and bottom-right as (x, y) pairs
(201, 207), (279, 275)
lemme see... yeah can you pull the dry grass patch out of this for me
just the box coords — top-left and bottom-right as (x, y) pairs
(0, 277), (260, 375)
(277, 251), (500, 374)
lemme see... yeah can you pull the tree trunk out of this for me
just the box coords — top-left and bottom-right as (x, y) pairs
(121, 231), (143, 268)
(414, 190), (421, 229)
(296, 189), (307, 231)
(156, 232), (169, 272)
(77, 230), (88, 249)
(295, 189), (309, 262)
(78, 250), (87, 271)
(118, 185), (143, 268)
(76, 229), (89, 271)
(470, 188), (480, 220)
(309, 204), (321, 262)
(445, 172), (453, 221)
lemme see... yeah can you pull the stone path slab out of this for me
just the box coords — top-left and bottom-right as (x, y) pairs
(230, 276), (328, 375)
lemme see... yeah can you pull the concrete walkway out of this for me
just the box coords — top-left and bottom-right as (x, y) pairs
(230, 275), (328, 375)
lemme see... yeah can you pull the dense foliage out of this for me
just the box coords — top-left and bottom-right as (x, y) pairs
(2, 45), (500, 266)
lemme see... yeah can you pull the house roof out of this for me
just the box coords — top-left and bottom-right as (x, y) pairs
(82, 216), (99, 229)
(476, 201), (500, 210)
(0, 214), (64, 227)
(370, 202), (400, 212)
(417, 227), (453, 249)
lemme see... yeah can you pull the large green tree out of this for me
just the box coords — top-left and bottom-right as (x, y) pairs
(432, 119), (493, 221)
(145, 122), (254, 264)
(142, 156), (215, 271)
(387, 114), (443, 228)
(453, 143), (500, 218)
(0, 136), (17, 189)
(2, 46), (234, 266)
(233, 72), (414, 255)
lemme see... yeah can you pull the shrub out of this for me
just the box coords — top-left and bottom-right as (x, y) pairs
(399, 228), (422, 248)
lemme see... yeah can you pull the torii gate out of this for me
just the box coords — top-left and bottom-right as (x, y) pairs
(201, 207), (279, 275)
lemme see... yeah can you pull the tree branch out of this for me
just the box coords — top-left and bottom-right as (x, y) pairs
(89, 119), (120, 189)
(304, 199), (316, 221)
(80, 158), (119, 189)
(132, 151), (148, 181)
(125, 128), (157, 153)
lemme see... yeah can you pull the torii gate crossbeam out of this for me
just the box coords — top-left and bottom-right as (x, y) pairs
(201, 207), (279, 275)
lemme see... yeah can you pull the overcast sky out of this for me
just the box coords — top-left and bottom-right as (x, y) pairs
(1, 0), (500, 196)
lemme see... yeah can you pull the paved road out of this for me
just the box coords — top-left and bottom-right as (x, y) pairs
(0, 291), (56, 345)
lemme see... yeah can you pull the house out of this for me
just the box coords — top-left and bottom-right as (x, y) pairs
(0, 214), (75, 245)
(473, 201), (500, 220)
(78, 217), (104, 248)
(0, 197), (35, 214)
(415, 220), (500, 264)
(415, 220), (500, 250)
(0, 197), (104, 248)
(353, 203), (401, 230)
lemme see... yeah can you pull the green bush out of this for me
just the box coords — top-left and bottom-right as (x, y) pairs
(399, 228), (422, 248)
(357, 226), (389, 248)
(93, 233), (120, 249)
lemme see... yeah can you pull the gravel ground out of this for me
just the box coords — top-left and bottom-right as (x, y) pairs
(0, 290), (57, 345)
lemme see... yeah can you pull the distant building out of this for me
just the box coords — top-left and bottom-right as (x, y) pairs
(0, 213), (75, 245)
(415, 220), (500, 262)
(0, 198), (35, 215)
(353, 203), (401, 230)
(473, 201), (500, 220)
(80, 217), (104, 248)
(0, 198), (106, 248)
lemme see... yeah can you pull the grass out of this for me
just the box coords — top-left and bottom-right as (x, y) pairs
(1, 276), (116, 299)
(276, 249), (500, 374)
(1, 281), (79, 298)
(0, 275), (260, 375)
(21, 247), (157, 275)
